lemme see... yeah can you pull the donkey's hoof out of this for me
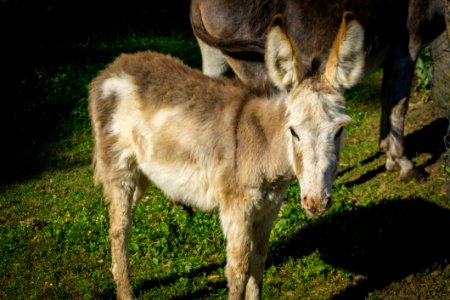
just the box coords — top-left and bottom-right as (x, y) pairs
(400, 167), (429, 182)
(379, 138), (389, 152)
(385, 158), (400, 172)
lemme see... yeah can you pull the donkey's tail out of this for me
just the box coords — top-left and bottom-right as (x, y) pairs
(189, 1), (265, 59)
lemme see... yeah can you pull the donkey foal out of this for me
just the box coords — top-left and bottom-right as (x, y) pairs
(88, 14), (364, 300)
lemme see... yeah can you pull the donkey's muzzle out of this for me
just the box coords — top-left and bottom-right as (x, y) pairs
(301, 196), (333, 217)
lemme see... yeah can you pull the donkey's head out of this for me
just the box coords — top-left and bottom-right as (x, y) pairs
(266, 13), (364, 216)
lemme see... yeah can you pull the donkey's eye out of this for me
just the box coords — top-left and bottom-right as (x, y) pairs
(334, 127), (344, 140)
(290, 127), (300, 141)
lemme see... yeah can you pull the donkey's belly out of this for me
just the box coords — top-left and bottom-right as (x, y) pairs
(364, 45), (390, 76)
(140, 160), (220, 211)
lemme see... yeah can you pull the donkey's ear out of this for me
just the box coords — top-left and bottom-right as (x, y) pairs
(324, 12), (365, 90)
(265, 15), (299, 92)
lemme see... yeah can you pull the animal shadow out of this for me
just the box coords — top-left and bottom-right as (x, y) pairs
(268, 197), (450, 298)
(134, 262), (226, 299)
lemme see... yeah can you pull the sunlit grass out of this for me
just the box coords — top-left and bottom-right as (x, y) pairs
(1, 27), (448, 299)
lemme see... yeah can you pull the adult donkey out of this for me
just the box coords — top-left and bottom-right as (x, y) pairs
(190, 0), (447, 181)
(89, 12), (364, 299)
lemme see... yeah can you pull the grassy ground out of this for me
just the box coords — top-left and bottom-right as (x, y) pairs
(1, 7), (449, 300)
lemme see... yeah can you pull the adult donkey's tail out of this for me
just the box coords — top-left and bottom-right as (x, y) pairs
(189, 0), (267, 57)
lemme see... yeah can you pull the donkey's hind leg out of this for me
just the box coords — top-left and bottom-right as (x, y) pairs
(105, 162), (148, 300)
(379, 44), (427, 182)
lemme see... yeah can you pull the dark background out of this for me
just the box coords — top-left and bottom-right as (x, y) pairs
(0, 0), (194, 185)
(0, 0), (193, 81)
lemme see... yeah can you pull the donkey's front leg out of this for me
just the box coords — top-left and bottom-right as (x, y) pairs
(220, 202), (254, 300)
(245, 207), (280, 300)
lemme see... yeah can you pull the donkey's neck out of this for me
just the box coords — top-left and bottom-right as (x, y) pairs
(235, 95), (294, 186)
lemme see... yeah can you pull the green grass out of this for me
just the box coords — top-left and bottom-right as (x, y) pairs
(1, 27), (449, 300)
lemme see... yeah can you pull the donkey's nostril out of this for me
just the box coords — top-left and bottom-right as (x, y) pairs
(302, 196), (310, 208)
(308, 207), (317, 214)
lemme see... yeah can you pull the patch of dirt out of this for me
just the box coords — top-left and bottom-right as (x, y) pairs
(406, 91), (448, 136)
(376, 262), (450, 299)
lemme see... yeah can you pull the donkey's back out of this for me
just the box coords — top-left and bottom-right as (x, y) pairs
(89, 51), (249, 211)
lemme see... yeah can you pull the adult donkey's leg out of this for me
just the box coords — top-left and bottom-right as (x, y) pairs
(196, 38), (230, 77)
(379, 42), (425, 181)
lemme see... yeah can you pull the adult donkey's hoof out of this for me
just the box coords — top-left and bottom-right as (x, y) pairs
(385, 157), (400, 172)
(400, 167), (429, 182)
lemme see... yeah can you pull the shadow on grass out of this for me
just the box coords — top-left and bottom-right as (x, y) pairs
(342, 117), (448, 187)
(337, 151), (383, 178)
(97, 262), (226, 299)
(268, 197), (450, 299)
(134, 262), (225, 299)
(404, 117), (448, 168)
(0, 48), (116, 186)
